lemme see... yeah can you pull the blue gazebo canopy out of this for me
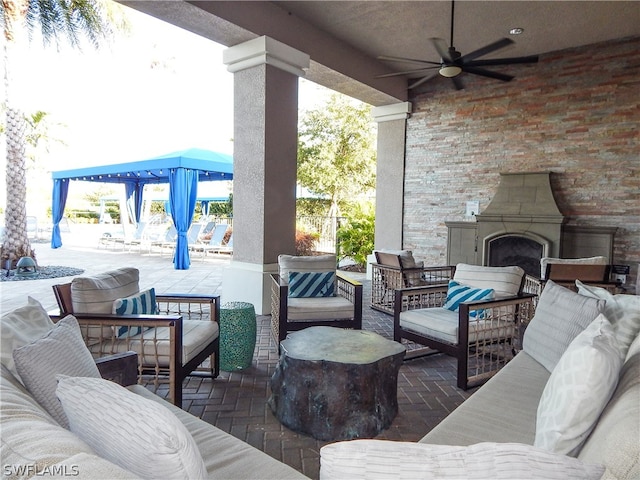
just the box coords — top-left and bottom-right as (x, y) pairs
(50, 148), (233, 270)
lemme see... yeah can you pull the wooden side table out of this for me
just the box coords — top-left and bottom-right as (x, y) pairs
(268, 326), (405, 441)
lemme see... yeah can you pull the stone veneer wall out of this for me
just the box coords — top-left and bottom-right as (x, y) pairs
(403, 36), (640, 290)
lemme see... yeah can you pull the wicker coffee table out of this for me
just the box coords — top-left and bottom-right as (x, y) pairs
(268, 326), (406, 441)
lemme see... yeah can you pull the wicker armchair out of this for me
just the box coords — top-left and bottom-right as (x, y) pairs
(394, 263), (536, 390)
(523, 260), (619, 303)
(52, 268), (220, 408)
(371, 250), (455, 314)
(270, 254), (362, 349)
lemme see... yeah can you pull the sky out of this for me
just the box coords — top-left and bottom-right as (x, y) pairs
(7, 3), (333, 218)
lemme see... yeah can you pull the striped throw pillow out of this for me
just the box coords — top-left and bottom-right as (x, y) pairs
(288, 272), (335, 298)
(112, 288), (158, 337)
(443, 281), (494, 317)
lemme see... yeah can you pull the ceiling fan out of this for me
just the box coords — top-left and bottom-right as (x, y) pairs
(377, 1), (539, 90)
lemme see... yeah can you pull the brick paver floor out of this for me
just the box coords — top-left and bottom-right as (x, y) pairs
(1, 231), (474, 480)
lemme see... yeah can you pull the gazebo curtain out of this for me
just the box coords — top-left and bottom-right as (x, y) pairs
(50, 179), (69, 249)
(169, 168), (198, 270)
(125, 182), (144, 225)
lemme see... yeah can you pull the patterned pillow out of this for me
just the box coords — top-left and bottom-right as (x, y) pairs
(535, 314), (623, 456)
(112, 288), (158, 338)
(56, 376), (208, 480)
(288, 272), (335, 298)
(575, 280), (640, 357)
(1, 297), (55, 383)
(443, 281), (494, 317)
(523, 280), (605, 373)
(12, 315), (101, 428)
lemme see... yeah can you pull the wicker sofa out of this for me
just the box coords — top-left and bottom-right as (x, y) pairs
(320, 280), (640, 479)
(1, 300), (309, 479)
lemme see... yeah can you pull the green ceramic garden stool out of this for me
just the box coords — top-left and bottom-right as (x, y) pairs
(219, 301), (257, 371)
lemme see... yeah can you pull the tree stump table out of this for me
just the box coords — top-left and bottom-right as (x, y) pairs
(268, 326), (406, 441)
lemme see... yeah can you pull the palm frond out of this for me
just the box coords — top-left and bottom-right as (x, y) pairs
(21, 0), (126, 49)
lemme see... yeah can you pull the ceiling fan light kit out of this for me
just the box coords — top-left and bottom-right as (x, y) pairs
(439, 65), (462, 77)
(376, 0), (539, 90)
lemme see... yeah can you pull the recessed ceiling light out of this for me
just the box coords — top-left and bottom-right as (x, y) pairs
(510, 28), (524, 35)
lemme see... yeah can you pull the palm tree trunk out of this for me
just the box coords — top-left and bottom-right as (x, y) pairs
(2, 16), (35, 267)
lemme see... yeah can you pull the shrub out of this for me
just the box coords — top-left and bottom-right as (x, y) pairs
(295, 230), (319, 256)
(336, 203), (375, 268)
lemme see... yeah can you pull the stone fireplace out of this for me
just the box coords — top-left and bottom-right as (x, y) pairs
(476, 172), (564, 277)
(446, 172), (617, 278)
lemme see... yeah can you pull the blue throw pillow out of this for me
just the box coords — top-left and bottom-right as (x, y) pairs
(443, 281), (494, 317)
(112, 288), (158, 337)
(288, 272), (335, 298)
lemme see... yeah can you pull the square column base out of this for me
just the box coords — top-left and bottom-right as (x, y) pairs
(222, 261), (278, 315)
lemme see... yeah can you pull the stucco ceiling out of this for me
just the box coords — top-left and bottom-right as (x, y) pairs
(120, 1), (640, 105)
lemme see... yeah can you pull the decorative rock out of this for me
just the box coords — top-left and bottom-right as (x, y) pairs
(219, 302), (256, 371)
(268, 326), (405, 441)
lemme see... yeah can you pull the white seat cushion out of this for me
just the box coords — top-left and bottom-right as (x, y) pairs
(287, 296), (354, 321)
(278, 254), (336, 284)
(400, 307), (513, 345)
(454, 264), (524, 297)
(71, 268), (140, 340)
(71, 268), (140, 314)
(88, 320), (219, 366)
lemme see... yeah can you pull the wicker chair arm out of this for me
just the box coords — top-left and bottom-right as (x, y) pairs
(336, 271), (362, 287)
(69, 312), (183, 326)
(156, 293), (220, 323)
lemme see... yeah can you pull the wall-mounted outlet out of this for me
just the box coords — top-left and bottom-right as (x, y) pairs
(466, 201), (480, 217)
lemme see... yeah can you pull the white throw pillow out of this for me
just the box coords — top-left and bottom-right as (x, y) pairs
(56, 376), (208, 480)
(12, 315), (101, 428)
(575, 280), (640, 357)
(319, 440), (605, 480)
(523, 280), (605, 372)
(1, 297), (55, 383)
(535, 314), (623, 456)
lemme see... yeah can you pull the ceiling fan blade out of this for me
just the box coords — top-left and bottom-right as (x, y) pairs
(378, 55), (441, 66)
(465, 55), (539, 67)
(375, 66), (439, 79)
(463, 66), (514, 82)
(408, 72), (440, 89)
(459, 38), (514, 63)
(430, 37), (453, 62)
(452, 75), (464, 90)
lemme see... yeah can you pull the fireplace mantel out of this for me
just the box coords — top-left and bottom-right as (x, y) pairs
(446, 221), (617, 273)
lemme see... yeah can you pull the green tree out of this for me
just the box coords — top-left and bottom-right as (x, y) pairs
(1, 0), (123, 266)
(297, 93), (377, 218)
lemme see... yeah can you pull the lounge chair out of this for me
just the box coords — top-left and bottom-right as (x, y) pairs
(52, 267), (220, 408)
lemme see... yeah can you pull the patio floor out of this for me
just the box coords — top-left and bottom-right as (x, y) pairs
(1, 229), (474, 480)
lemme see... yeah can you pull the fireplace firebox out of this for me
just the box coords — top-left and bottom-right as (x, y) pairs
(487, 235), (545, 277)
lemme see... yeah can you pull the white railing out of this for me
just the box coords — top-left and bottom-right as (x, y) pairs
(297, 216), (345, 254)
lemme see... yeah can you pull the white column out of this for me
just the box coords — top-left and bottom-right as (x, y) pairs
(221, 37), (310, 314)
(368, 102), (411, 277)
